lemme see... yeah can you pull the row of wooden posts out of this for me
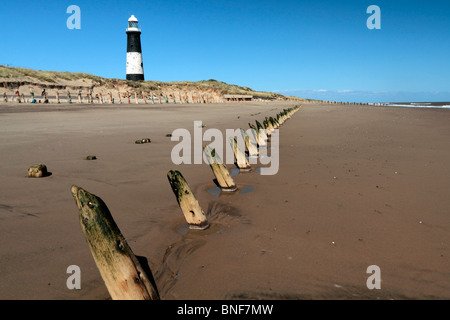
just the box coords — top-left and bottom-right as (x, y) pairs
(70, 105), (301, 300)
(2, 89), (220, 105)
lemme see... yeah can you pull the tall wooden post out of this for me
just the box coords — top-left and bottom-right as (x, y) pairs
(231, 138), (251, 171)
(71, 185), (160, 300)
(204, 145), (237, 192)
(242, 128), (259, 157)
(167, 171), (209, 230)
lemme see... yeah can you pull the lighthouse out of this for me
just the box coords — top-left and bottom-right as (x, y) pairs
(126, 15), (144, 81)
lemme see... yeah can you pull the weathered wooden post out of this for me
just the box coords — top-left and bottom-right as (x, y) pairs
(142, 91), (147, 104)
(126, 92), (130, 104)
(135, 92), (139, 104)
(251, 122), (267, 146)
(265, 117), (274, 132)
(150, 92), (154, 104)
(242, 128), (259, 156)
(71, 185), (160, 300)
(204, 145), (237, 192)
(56, 90), (60, 104)
(167, 170), (209, 230)
(269, 116), (279, 129)
(231, 138), (251, 171)
(255, 120), (268, 137)
(15, 90), (21, 103)
(118, 92), (122, 104)
(108, 92), (112, 104)
(276, 113), (283, 125)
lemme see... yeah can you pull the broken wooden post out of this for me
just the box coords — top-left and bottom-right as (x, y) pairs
(266, 117), (275, 132)
(71, 185), (160, 300)
(15, 90), (21, 103)
(231, 138), (251, 171)
(167, 170), (209, 230)
(242, 128), (259, 157)
(248, 123), (266, 147)
(255, 119), (269, 137)
(28, 164), (48, 178)
(269, 116), (278, 130)
(204, 145), (237, 192)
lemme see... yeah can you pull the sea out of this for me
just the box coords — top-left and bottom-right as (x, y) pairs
(370, 102), (450, 109)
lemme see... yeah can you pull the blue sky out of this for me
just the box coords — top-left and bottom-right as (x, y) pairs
(0, 0), (449, 102)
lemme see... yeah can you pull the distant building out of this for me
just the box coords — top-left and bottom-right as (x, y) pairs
(224, 95), (253, 102)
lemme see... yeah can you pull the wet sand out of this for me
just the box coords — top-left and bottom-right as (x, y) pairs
(0, 101), (449, 300)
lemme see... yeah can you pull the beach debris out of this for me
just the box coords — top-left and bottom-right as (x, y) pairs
(165, 133), (172, 137)
(135, 138), (151, 144)
(86, 155), (97, 160)
(70, 185), (160, 300)
(167, 170), (209, 230)
(204, 145), (237, 192)
(28, 164), (48, 178)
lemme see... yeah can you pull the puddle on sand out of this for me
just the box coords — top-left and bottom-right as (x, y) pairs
(207, 185), (255, 198)
(230, 168), (240, 176)
(230, 168), (253, 176)
(175, 222), (222, 236)
(239, 185), (255, 194)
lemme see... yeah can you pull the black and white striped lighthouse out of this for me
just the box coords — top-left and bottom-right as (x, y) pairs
(126, 15), (144, 81)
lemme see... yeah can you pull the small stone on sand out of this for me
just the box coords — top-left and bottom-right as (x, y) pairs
(28, 164), (48, 178)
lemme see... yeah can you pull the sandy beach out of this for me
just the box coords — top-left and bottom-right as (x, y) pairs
(0, 101), (448, 300)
